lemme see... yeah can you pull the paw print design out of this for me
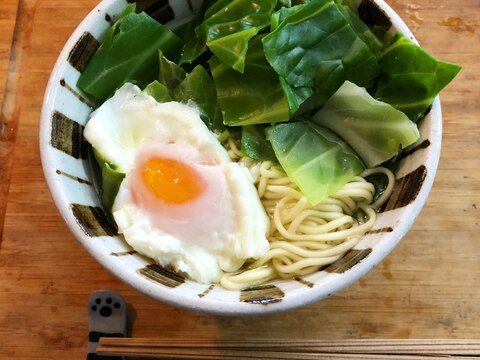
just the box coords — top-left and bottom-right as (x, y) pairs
(87, 290), (127, 360)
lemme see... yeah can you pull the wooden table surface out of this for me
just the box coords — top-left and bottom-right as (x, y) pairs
(0, 0), (479, 358)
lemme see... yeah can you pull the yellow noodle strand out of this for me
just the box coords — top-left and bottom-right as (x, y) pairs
(219, 140), (395, 290)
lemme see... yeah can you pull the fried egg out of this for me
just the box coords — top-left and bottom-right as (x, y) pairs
(84, 83), (269, 283)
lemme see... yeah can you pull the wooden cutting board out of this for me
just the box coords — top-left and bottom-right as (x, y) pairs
(1, 0), (479, 358)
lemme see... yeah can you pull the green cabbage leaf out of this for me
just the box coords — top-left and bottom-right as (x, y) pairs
(173, 65), (225, 133)
(210, 35), (289, 126)
(143, 80), (172, 102)
(92, 149), (125, 214)
(266, 121), (365, 204)
(157, 50), (187, 90)
(241, 125), (277, 161)
(146, 52), (224, 133)
(77, 7), (183, 101)
(313, 80), (420, 168)
(196, 0), (277, 72)
(262, 0), (381, 113)
(374, 32), (461, 121)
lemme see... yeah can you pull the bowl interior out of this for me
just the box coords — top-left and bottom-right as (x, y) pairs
(40, 0), (441, 315)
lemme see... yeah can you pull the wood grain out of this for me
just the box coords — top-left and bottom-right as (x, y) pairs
(0, 0), (22, 237)
(0, 0), (19, 106)
(0, 0), (479, 359)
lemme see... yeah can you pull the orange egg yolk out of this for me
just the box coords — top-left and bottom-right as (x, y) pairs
(141, 157), (206, 204)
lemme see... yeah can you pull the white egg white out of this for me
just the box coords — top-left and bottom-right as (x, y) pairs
(84, 83), (270, 284)
(84, 83), (231, 173)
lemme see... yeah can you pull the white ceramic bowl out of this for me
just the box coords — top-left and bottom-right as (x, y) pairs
(40, 0), (441, 315)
